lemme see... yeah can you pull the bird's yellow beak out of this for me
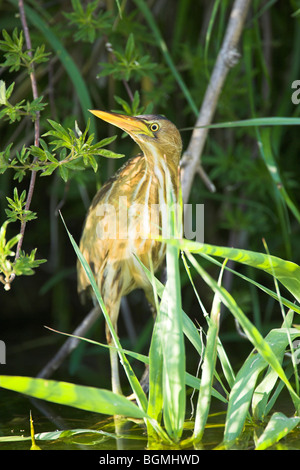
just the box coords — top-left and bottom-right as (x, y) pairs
(89, 110), (151, 137)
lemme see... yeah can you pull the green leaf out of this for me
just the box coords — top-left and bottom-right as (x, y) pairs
(0, 376), (147, 419)
(40, 162), (58, 177)
(192, 263), (225, 443)
(182, 116), (300, 131)
(0, 221), (21, 254)
(7, 1), (96, 136)
(132, 0), (198, 116)
(125, 33), (135, 61)
(251, 311), (295, 421)
(58, 164), (69, 182)
(223, 327), (300, 443)
(0, 80), (8, 104)
(169, 239), (300, 304)
(259, 127), (300, 224)
(13, 249), (46, 276)
(94, 149), (125, 159)
(255, 412), (300, 450)
(59, 213), (148, 412)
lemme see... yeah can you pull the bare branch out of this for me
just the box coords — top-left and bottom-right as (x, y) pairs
(37, 305), (101, 379)
(180, 0), (252, 204)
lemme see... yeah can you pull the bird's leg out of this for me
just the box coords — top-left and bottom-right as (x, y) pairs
(106, 323), (122, 395)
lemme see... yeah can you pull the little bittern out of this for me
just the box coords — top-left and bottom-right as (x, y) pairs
(77, 110), (182, 394)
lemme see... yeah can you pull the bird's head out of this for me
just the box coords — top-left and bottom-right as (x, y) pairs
(89, 110), (182, 166)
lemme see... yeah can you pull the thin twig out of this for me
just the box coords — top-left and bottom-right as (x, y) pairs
(180, 0), (252, 205)
(9, 0), (41, 285)
(37, 305), (101, 378)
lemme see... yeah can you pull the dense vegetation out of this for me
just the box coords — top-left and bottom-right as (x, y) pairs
(1, 0), (300, 450)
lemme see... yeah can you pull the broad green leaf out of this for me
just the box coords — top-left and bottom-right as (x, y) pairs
(255, 412), (300, 450)
(0, 376), (147, 419)
(95, 149), (125, 159)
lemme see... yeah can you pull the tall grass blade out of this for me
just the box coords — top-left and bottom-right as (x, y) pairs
(170, 238), (300, 304)
(158, 181), (185, 442)
(59, 212), (148, 412)
(223, 327), (300, 443)
(132, 0), (198, 116)
(146, 260), (164, 438)
(259, 127), (300, 224)
(134, 255), (204, 358)
(0, 376), (147, 419)
(204, 0), (221, 79)
(252, 311), (294, 421)
(192, 262), (225, 443)
(196, 251), (300, 315)
(181, 251), (236, 389)
(243, 31), (292, 257)
(44, 325), (149, 364)
(147, 312), (163, 424)
(186, 253), (300, 413)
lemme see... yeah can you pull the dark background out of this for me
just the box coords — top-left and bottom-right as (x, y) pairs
(0, 0), (300, 393)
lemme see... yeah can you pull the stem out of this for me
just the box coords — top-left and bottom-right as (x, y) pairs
(180, 0), (252, 204)
(9, 0), (41, 284)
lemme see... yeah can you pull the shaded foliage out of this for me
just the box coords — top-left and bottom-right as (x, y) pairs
(0, 0), (300, 448)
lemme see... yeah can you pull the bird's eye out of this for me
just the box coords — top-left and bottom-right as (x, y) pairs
(150, 123), (160, 132)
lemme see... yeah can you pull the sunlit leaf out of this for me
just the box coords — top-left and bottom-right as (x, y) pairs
(255, 412), (300, 450)
(0, 375), (147, 419)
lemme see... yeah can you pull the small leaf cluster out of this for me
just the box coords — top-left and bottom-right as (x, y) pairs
(5, 188), (37, 223)
(0, 80), (46, 123)
(98, 33), (160, 82)
(0, 28), (50, 73)
(64, 0), (113, 43)
(113, 90), (154, 116)
(36, 119), (124, 181)
(0, 25), (127, 288)
(0, 119), (124, 183)
(0, 221), (46, 291)
(0, 115), (122, 287)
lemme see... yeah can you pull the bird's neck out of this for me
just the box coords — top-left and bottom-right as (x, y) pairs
(143, 147), (180, 198)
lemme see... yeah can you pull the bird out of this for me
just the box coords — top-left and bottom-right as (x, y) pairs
(77, 110), (182, 395)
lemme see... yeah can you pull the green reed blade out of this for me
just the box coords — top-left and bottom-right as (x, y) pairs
(168, 238), (300, 304)
(59, 212), (148, 413)
(255, 412), (300, 450)
(133, 0), (198, 116)
(0, 375), (147, 419)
